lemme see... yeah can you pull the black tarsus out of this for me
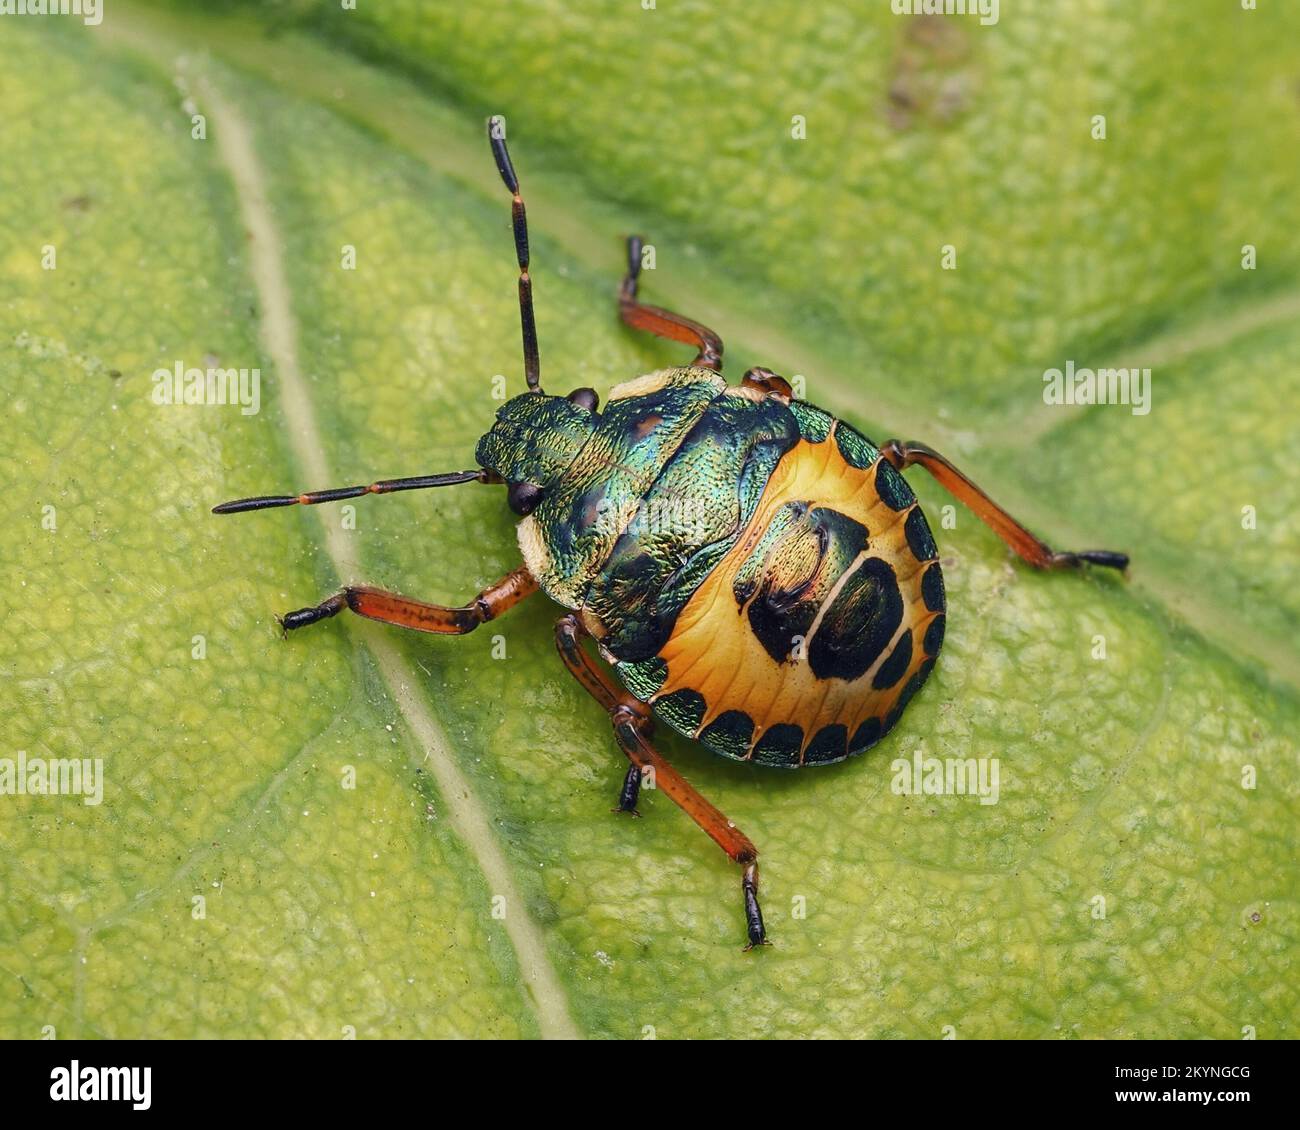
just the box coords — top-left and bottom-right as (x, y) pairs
(615, 763), (641, 816)
(1073, 550), (1130, 571)
(279, 592), (347, 632)
(742, 863), (769, 950)
(623, 234), (644, 295)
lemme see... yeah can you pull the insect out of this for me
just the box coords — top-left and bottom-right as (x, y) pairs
(215, 119), (1129, 949)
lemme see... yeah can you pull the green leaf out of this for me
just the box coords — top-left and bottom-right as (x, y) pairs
(2, 1), (1296, 1039)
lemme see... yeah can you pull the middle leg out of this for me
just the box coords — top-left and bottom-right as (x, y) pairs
(554, 613), (769, 949)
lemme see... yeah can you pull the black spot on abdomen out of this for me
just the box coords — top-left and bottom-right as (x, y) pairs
(738, 503), (868, 666)
(804, 723), (849, 765)
(698, 710), (755, 760)
(849, 716), (883, 754)
(808, 556), (904, 681)
(904, 506), (937, 562)
(752, 723), (803, 767)
(872, 628), (913, 690)
(747, 578), (821, 665)
(653, 688), (705, 735)
(921, 561), (946, 612)
(923, 613), (946, 658)
(874, 459), (915, 511)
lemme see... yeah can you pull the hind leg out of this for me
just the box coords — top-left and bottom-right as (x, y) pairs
(880, 440), (1129, 571)
(554, 614), (768, 949)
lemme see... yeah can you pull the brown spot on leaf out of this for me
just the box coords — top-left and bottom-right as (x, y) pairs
(885, 15), (980, 131)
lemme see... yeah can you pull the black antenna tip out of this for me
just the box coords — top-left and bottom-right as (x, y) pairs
(487, 115), (518, 193)
(212, 495), (295, 514)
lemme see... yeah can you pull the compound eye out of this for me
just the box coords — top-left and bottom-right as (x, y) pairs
(566, 387), (599, 413)
(507, 481), (544, 516)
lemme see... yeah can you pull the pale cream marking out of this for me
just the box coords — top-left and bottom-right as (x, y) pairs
(515, 514), (551, 586)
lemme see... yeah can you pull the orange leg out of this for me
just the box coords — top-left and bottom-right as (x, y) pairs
(554, 614), (769, 949)
(880, 439), (1129, 571)
(280, 565), (537, 634)
(619, 236), (724, 372)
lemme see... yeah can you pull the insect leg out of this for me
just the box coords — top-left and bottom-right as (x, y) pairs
(880, 439), (1130, 571)
(554, 613), (769, 950)
(487, 116), (542, 393)
(615, 764), (642, 817)
(212, 469), (493, 514)
(280, 565), (537, 634)
(618, 235), (724, 372)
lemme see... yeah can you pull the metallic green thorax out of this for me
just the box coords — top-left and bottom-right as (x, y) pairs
(525, 369), (731, 617)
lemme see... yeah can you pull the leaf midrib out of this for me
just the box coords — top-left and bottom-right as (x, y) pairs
(176, 64), (579, 1040)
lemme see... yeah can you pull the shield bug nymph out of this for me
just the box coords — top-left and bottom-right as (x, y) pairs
(215, 118), (1128, 949)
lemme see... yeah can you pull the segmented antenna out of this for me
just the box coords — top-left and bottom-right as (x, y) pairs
(487, 116), (541, 393)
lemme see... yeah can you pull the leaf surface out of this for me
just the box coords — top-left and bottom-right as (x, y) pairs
(1, 1), (1296, 1039)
